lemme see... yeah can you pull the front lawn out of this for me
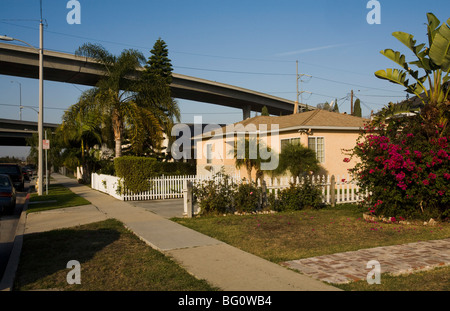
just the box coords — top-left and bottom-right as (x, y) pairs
(334, 265), (450, 291)
(28, 183), (91, 213)
(173, 204), (450, 263)
(14, 219), (217, 291)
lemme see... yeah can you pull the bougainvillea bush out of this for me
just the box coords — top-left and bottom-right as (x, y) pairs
(349, 115), (450, 220)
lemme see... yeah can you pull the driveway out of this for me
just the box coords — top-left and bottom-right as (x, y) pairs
(128, 198), (189, 219)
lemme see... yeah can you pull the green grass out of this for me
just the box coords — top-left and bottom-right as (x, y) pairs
(334, 265), (450, 291)
(14, 219), (217, 291)
(173, 204), (450, 290)
(28, 183), (91, 213)
(173, 204), (450, 263)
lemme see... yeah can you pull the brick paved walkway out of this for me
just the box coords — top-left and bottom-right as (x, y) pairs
(282, 238), (450, 284)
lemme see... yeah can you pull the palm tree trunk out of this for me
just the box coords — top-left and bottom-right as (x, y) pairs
(112, 109), (123, 158)
(246, 164), (252, 184)
(115, 139), (122, 158)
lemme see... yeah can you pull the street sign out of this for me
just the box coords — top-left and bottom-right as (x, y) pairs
(43, 139), (50, 149)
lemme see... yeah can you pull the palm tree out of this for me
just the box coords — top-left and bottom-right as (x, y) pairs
(75, 43), (180, 157)
(275, 142), (320, 182)
(58, 89), (103, 182)
(233, 137), (272, 184)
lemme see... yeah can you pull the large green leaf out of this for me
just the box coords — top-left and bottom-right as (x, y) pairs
(375, 68), (408, 86)
(406, 82), (425, 96)
(393, 32), (417, 52)
(427, 13), (441, 44)
(380, 49), (407, 69)
(375, 68), (425, 98)
(409, 58), (433, 72)
(429, 18), (450, 72)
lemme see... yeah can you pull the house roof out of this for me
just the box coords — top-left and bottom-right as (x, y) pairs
(201, 109), (369, 138)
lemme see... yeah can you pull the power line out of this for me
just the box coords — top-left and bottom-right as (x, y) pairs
(0, 103), (68, 111)
(1, 21), (293, 63)
(310, 76), (403, 94)
(2, 21), (406, 95)
(174, 66), (292, 76)
(175, 65), (405, 94)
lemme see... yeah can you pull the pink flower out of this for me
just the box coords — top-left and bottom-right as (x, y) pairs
(390, 217), (396, 223)
(395, 171), (405, 181)
(444, 173), (450, 180)
(423, 179), (430, 185)
(428, 173), (437, 180)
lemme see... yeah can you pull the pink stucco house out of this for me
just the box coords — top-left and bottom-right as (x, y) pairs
(195, 109), (368, 179)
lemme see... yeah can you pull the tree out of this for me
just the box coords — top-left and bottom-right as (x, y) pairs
(140, 38), (179, 158)
(58, 89), (103, 182)
(317, 101), (331, 111)
(332, 99), (340, 113)
(275, 142), (320, 181)
(144, 38), (173, 85)
(75, 43), (180, 158)
(27, 128), (64, 174)
(233, 137), (272, 184)
(349, 13), (450, 220)
(261, 106), (270, 116)
(353, 98), (362, 117)
(374, 13), (450, 134)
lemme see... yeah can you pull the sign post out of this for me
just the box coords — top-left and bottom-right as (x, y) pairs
(43, 133), (50, 195)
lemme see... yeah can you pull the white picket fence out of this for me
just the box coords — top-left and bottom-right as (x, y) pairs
(91, 172), (366, 205)
(91, 172), (241, 201)
(261, 175), (367, 205)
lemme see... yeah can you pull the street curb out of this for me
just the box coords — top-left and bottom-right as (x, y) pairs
(0, 193), (29, 291)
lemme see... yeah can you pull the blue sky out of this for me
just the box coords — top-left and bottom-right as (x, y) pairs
(1, 0), (450, 157)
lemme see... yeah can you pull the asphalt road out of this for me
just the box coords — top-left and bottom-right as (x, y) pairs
(0, 182), (28, 281)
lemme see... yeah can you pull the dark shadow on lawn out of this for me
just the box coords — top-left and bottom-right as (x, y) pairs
(14, 219), (121, 289)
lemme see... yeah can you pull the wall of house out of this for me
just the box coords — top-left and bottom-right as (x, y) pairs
(196, 129), (360, 179)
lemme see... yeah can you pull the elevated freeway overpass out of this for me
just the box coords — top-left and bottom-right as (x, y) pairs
(0, 42), (309, 119)
(0, 118), (59, 146)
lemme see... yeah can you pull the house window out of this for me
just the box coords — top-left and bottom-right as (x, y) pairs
(206, 143), (213, 164)
(280, 137), (301, 151)
(308, 137), (325, 163)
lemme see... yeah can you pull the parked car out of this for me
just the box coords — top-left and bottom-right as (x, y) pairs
(23, 165), (35, 177)
(22, 167), (30, 181)
(0, 174), (16, 214)
(0, 163), (24, 191)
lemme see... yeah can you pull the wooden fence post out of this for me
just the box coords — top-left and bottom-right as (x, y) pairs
(261, 180), (267, 210)
(184, 180), (194, 218)
(330, 175), (336, 207)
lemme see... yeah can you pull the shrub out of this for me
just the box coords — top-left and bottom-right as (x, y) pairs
(114, 156), (158, 194)
(349, 115), (450, 220)
(233, 182), (260, 213)
(113, 156), (196, 194)
(157, 161), (196, 176)
(270, 180), (324, 211)
(193, 173), (236, 215)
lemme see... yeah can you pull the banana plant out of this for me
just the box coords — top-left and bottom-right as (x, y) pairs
(375, 13), (450, 131)
(375, 13), (450, 106)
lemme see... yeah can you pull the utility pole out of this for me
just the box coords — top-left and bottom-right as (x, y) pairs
(38, 0), (44, 195)
(295, 60), (312, 113)
(350, 90), (354, 115)
(294, 60), (299, 113)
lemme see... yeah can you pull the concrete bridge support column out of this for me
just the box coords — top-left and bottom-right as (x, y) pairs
(243, 104), (251, 120)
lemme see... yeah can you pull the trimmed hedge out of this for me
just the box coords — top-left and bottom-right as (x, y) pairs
(114, 156), (158, 194)
(113, 156), (196, 194)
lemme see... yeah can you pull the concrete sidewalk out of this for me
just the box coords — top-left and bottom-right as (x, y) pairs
(25, 174), (339, 291)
